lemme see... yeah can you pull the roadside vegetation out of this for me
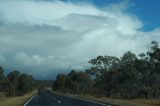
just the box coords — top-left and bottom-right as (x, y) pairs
(72, 94), (160, 106)
(0, 67), (54, 106)
(0, 91), (36, 106)
(53, 41), (160, 104)
(53, 91), (160, 106)
(0, 69), (35, 96)
(0, 68), (37, 106)
(1, 41), (160, 106)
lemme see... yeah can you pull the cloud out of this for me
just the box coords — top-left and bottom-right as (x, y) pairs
(0, 0), (160, 79)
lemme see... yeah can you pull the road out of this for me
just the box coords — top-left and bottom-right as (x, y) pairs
(24, 91), (117, 106)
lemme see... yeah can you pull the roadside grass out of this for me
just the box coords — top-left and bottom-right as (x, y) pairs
(130, 99), (160, 106)
(53, 91), (160, 106)
(0, 92), (7, 102)
(78, 95), (160, 106)
(0, 91), (36, 106)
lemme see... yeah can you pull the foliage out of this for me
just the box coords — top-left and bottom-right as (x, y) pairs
(53, 70), (92, 94)
(0, 68), (35, 96)
(53, 41), (160, 98)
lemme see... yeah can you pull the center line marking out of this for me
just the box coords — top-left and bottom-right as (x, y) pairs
(57, 100), (62, 103)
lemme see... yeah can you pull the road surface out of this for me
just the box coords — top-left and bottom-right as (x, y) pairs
(24, 91), (117, 106)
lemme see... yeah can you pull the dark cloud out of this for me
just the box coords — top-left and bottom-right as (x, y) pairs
(0, 0), (159, 79)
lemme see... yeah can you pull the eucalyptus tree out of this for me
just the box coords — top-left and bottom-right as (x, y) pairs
(88, 55), (120, 96)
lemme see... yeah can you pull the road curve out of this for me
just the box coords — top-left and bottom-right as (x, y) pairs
(24, 91), (117, 106)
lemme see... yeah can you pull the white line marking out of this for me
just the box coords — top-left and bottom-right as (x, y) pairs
(23, 95), (37, 106)
(77, 98), (106, 106)
(57, 100), (62, 103)
(52, 92), (107, 106)
(65, 95), (106, 106)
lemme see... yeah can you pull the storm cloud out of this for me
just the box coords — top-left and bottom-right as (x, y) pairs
(0, 0), (160, 79)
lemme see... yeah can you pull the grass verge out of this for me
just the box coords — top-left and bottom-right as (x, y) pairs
(53, 91), (160, 106)
(0, 91), (36, 106)
(78, 95), (160, 106)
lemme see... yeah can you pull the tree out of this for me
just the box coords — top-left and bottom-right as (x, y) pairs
(53, 71), (92, 94)
(0, 67), (4, 75)
(88, 56), (120, 78)
(67, 71), (92, 94)
(148, 41), (160, 74)
(120, 51), (140, 81)
(88, 56), (120, 97)
(52, 74), (67, 91)
(18, 73), (35, 95)
(0, 67), (12, 95)
(53, 41), (160, 98)
(145, 41), (160, 98)
(7, 71), (21, 96)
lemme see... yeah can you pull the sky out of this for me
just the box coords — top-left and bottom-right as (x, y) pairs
(0, 0), (160, 79)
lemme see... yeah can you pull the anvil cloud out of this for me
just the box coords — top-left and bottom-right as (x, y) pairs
(0, 0), (159, 79)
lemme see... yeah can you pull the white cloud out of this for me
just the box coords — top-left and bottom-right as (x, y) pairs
(0, 0), (159, 79)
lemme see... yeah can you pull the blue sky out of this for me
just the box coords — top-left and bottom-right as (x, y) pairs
(129, 0), (160, 31)
(0, 0), (160, 79)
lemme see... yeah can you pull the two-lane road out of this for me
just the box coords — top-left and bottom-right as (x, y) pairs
(24, 91), (116, 106)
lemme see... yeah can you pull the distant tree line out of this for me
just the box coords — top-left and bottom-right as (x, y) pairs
(53, 70), (92, 94)
(0, 68), (35, 96)
(53, 41), (160, 98)
(36, 80), (54, 88)
(36, 80), (54, 91)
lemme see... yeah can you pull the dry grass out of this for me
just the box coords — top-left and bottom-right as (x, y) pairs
(131, 99), (160, 106)
(78, 95), (160, 106)
(53, 91), (160, 106)
(0, 92), (7, 101)
(0, 91), (36, 106)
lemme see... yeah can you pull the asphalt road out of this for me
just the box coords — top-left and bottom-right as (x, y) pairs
(24, 91), (116, 106)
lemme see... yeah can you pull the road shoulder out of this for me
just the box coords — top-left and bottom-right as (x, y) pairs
(0, 91), (36, 106)
(52, 91), (158, 106)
